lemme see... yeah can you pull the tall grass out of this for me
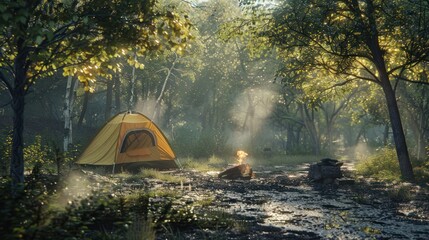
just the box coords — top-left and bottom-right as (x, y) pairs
(126, 217), (155, 240)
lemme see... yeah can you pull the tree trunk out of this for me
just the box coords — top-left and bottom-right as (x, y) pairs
(114, 73), (121, 114)
(153, 54), (177, 121)
(383, 124), (389, 146)
(368, 33), (415, 181)
(77, 91), (89, 127)
(381, 79), (415, 181)
(128, 53), (137, 110)
(63, 76), (73, 152)
(300, 104), (321, 155)
(11, 45), (27, 188)
(105, 79), (113, 120)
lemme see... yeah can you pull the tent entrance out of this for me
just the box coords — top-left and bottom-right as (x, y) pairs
(120, 129), (156, 156)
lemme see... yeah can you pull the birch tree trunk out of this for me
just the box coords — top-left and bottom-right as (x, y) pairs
(105, 79), (113, 120)
(128, 54), (137, 111)
(77, 91), (89, 128)
(63, 76), (78, 152)
(153, 54), (178, 121)
(114, 73), (121, 114)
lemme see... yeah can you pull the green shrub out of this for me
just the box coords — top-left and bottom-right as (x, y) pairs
(0, 130), (12, 176)
(356, 147), (401, 182)
(356, 146), (429, 184)
(0, 176), (54, 239)
(414, 165), (429, 183)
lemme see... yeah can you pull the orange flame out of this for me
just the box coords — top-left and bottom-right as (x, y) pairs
(236, 150), (248, 165)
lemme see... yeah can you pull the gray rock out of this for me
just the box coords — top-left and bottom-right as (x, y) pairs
(308, 159), (343, 183)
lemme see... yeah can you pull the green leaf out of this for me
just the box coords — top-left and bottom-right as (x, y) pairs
(18, 16), (26, 24)
(35, 36), (43, 45)
(46, 31), (54, 41)
(2, 13), (12, 21)
(0, 5), (7, 13)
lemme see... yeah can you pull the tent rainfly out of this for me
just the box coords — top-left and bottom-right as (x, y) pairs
(77, 111), (177, 171)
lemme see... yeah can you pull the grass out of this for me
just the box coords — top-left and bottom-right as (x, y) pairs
(179, 154), (323, 172)
(126, 217), (156, 240)
(140, 169), (186, 183)
(194, 197), (215, 207)
(249, 154), (323, 167)
(179, 157), (225, 172)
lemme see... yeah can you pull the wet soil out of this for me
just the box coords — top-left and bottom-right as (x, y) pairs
(152, 165), (429, 240)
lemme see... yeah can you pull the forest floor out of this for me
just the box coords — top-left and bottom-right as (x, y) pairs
(70, 163), (429, 240)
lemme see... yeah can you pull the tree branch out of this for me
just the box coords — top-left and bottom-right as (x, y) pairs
(394, 75), (429, 86)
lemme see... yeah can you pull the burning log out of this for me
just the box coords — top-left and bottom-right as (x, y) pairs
(218, 163), (254, 180)
(218, 150), (254, 180)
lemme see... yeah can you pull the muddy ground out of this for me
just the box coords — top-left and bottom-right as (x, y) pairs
(148, 165), (429, 239)
(73, 164), (429, 240)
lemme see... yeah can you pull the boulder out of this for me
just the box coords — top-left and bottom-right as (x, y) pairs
(218, 164), (254, 180)
(308, 158), (343, 183)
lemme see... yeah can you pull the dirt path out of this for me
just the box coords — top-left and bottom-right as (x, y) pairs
(166, 166), (429, 239)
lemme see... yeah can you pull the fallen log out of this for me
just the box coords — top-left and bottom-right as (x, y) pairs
(218, 164), (254, 180)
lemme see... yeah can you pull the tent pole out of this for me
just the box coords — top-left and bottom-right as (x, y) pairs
(112, 163), (116, 174)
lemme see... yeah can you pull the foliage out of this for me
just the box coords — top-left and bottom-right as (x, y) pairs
(0, 174), (56, 239)
(356, 147), (402, 181)
(356, 147), (429, 184)
(23, 135), (77, 175)
(24, 135), (49, 171)
(171, 122), (200, 157)
(0, 129), (12, 176)
(0, 0), (194, 87)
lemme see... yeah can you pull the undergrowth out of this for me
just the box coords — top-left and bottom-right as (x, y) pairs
(0, 170), (240, 240)
(356, 147), (429, 184)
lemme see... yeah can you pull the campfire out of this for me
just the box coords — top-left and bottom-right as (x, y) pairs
(218, 150), (254, 180)
(236, 150), (248, 165)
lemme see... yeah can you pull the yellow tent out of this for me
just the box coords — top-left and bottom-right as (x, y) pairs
(77, 111), (177, 171)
